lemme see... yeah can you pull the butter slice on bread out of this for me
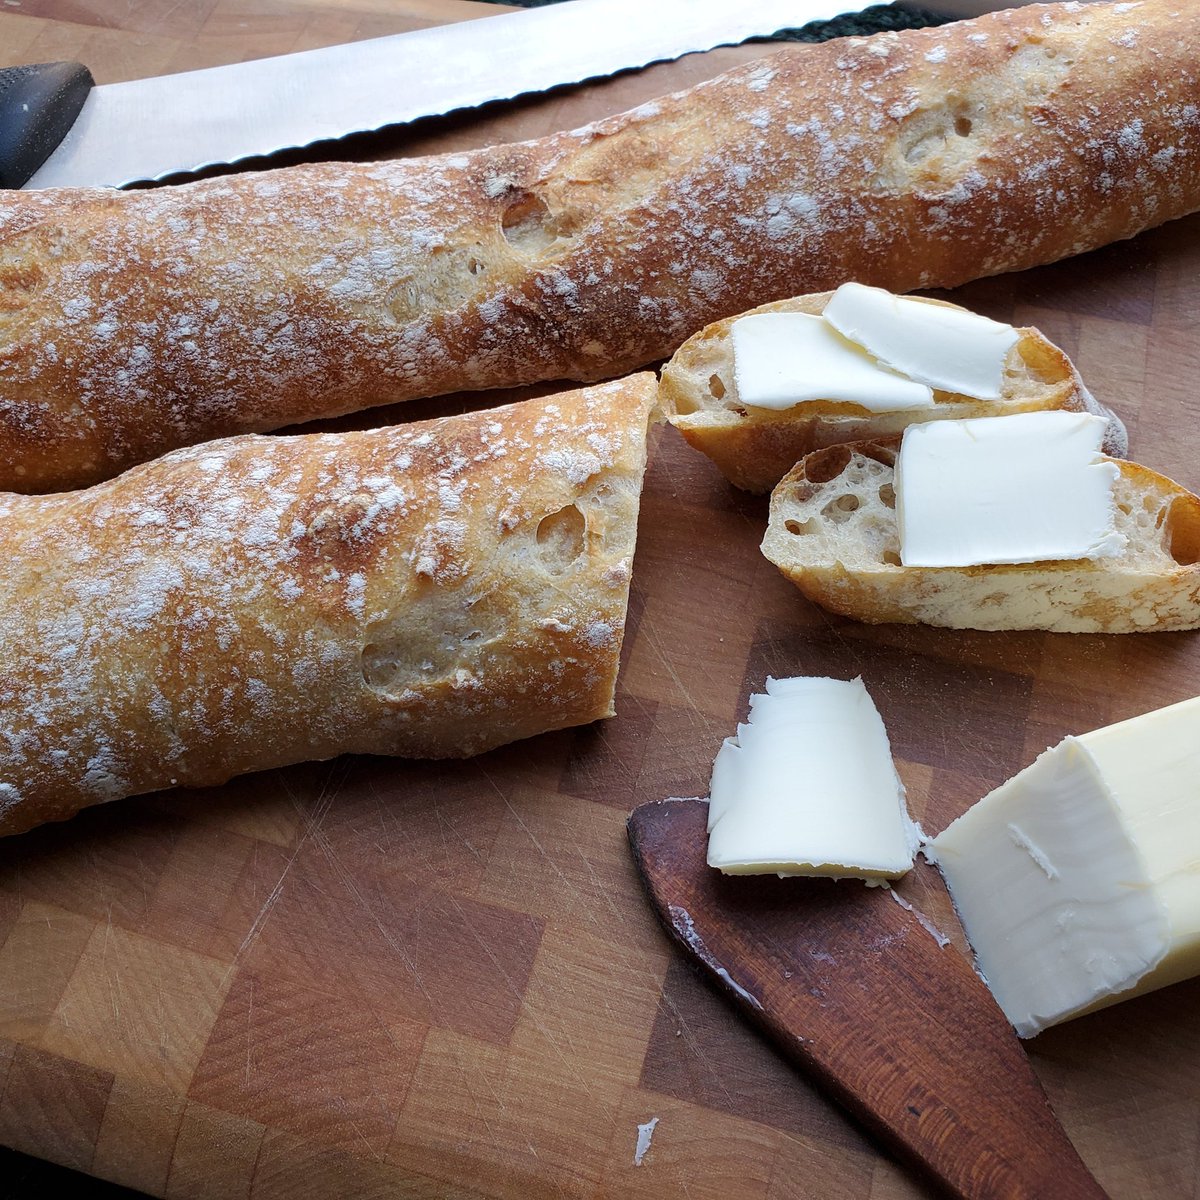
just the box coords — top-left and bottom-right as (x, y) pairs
(0, 374), (658, 837)
(761, 439), (1200, 633)
(660, 292), (1126, 494)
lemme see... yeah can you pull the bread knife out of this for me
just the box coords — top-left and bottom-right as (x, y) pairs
(1, 0), (1059, 191)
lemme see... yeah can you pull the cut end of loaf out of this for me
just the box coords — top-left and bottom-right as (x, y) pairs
(0, 375), (661, 837)
(762, 439), (1200, 633)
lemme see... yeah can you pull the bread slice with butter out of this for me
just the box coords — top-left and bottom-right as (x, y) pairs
(660, 290), (1127, 494)
(761, 438), (1200, 633)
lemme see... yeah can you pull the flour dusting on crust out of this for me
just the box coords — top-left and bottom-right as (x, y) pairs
(0, 376), (658, 835)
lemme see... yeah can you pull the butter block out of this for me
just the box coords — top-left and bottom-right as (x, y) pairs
(706, 676), (916, 881)
(931, 696), (1200, 1038)
(731, 311), (934, 412)
(895, 411), (1127, 568)
(823, 281), (1019, 401)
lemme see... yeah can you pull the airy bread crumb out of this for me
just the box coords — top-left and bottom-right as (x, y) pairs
(762, 439), (1200, 632)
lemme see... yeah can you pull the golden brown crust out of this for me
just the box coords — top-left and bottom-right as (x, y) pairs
(762, 437), (1200, 633)
(0, 374), (658, 837)
(659, 292), (1126, 493)
(2, 0), (1197, 492)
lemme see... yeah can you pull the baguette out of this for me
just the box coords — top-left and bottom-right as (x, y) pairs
(761, 438), (1200, 632)
(3, 0), (1199, 492)
(659, 291), (1126, 493)
(0, 374), (657, 837)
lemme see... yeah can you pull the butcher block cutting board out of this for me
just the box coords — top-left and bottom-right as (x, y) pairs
(3, 2), (1200, 1198)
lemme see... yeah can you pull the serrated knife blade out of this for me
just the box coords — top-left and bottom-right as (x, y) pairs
(16, 0), (879, 190)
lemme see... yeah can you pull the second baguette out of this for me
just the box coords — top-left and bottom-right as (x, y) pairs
(0, 374), (658, 837)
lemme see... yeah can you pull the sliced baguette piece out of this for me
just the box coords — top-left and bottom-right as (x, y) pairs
(0, 374), (658, 837)
(761, 438), (1200, 633)
(660, 292), (1127, 494)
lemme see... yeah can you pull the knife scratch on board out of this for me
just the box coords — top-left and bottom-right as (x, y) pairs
(574, 848), (627, 925)
(332, 1096), (381, 1160)
(467, 794), (609, 1088)
(439, 1028), (509, 1127)
(752, 590), (867, 687)
(220, 769), (340, 978)
(363, 773), (399, 856)
(489, 776), (622, 928)
(304, 776), (464, 1024)
(438, 771), (491, 866)
(245, 974), (255, 1084)
(230, 870), (288, 972)
(311, 828), (435, 1010)
(657, 988), (736, 1105)
(447, 890), (532, 1002)
(638, 623), (709, 731)
(479, 768), (546, 874)
(102, 902), (120, 1020)
(579, 723), (626, 793)
(812, 600), (867, 668)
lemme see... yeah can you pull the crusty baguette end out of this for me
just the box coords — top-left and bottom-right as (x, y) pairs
(761, 439), (1200, 633)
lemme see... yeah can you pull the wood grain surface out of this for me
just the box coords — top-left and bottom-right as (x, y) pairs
(2, 2), (1200, 1198)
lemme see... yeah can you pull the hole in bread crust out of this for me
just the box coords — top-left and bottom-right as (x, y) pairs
(501, 191), (575, 257)
(882, 550), (902, 567)
(903, 129), (944, 164)
(900, 99), (978, 165)
(0, 260), (45, 301)
(787, 481), (821, 505)
(879, 483), (896, 509)
(536, 503), (586, 573)
(801, 446), (853, 485)
(361, 595), (503, 695)
(708, 374), (727, 400)
(858, 443), (899, 469)
(1166, 496), (1200, 566)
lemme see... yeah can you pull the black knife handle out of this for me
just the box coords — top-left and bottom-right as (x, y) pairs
(0, 61), (94, 189)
